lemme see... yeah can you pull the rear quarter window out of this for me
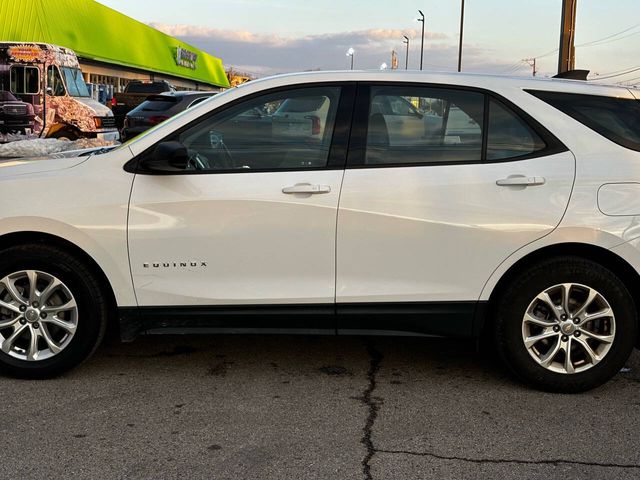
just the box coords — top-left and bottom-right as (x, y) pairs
(126, 83), (170, 94)
(528, 90), (640, 152)
(138, 97), (177, 112)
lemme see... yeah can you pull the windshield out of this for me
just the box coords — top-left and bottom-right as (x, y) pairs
(61, 67), (90, 97)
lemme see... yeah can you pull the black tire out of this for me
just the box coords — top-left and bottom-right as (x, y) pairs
(495, 256), (637, 393)
(0, 244), (108, 378)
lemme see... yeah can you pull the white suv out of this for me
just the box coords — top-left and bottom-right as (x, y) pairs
(1, 71), (639, 392)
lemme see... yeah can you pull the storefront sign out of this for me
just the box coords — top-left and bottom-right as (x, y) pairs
(8, 44), (44, 63)
(175, 46), (197, 70)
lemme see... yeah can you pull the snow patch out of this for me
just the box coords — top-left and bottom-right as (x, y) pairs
(0, 137), (119, 158)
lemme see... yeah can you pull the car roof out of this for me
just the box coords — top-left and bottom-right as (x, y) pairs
(234, 70), (635, 99)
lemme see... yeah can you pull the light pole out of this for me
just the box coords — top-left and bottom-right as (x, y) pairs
(417, 10), (425, 70)
(346, 47), (355, 70)
(402, 36), (409, 70)
(457, 0), (465, 72)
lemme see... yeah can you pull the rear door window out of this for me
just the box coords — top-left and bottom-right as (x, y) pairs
(363, 86), (485, 165)
(528, 90), (640, 152)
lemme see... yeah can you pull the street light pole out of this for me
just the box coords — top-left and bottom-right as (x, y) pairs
(457, 0), (465, 72)
(346, 47), (355, 70)
(417, 10), (425, 71)
(403, 36), (410, 70)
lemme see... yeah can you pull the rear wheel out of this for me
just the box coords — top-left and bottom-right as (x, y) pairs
(495, 256), (637, 392)
(0, 244), (108, 378)
(48, 127), (79, 141)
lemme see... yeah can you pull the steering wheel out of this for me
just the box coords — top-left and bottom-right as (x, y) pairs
(185, 150), (211, 170)
(215, 140), (237, 169)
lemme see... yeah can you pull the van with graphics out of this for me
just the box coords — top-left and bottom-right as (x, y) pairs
(0, 42), (119, 141)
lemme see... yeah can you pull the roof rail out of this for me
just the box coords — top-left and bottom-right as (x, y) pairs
(553, 70), (590, 81)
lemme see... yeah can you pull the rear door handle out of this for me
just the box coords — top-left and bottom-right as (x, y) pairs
(496, 175), (546, 187)
(282, 183), (331, 194)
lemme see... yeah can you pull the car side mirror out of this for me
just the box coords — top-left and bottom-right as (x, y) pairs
(141, 141), (190, 172)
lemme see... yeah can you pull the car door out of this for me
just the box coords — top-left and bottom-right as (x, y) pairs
(336, 84), (574, 334)
(127, 84), (354, 308)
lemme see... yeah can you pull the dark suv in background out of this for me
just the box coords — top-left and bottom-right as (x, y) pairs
(0, 91), (35, 135)
(121, 91), (216, 141)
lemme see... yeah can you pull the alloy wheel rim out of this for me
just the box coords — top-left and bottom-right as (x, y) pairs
(522, 283), (615, 374)
(0, 270), (78, 361)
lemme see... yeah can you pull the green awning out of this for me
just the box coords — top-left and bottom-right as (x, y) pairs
(0, 0), (230, 88)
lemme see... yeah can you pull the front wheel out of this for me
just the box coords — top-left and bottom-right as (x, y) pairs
(495, 256), (637, 392)
(0, 244), (108, 378)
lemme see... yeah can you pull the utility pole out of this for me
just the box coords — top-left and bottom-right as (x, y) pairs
(523, 58), (537, 76)
(558, 0), (577, 74)
(403, 36), (410, 70)
(457, 0), (465, 72)
(417, 10), (425, 70)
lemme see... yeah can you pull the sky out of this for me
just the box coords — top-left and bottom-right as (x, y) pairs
(98, 0), (640, 84)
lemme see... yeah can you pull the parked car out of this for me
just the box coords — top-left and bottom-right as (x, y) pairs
(1, 71), (639, 392)
(121, 91), (216, 141)
(0, 90), (35, 134)
(111, 80), (176, 128)
(272, 93), (333, 141)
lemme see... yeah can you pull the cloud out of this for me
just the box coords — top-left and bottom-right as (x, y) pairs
(151, 22), (517, 77)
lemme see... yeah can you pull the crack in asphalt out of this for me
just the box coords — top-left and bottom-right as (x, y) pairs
(352, 347), (640, 478)
(357, 341), (384, 480)
(375, 448), (640, 470)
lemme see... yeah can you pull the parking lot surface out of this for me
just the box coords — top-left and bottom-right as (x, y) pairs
(1, 334), (639, 479)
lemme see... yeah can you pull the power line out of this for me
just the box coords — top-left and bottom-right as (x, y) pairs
(500, 61), (526, 74)
(592, 66), (640, 81)
(526, 23), (640, 66)
(594, 64), (640, 77)
(576, 23), (640, 47)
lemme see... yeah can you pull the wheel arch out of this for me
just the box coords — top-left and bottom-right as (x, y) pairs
(0, 231), (119, 335)
(46, 123), (82, 139)
(478, 242), (640, 347)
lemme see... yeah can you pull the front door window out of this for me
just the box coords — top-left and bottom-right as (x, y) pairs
(168, 86), (341, 172)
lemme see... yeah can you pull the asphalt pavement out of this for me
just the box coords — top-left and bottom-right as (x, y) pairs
(1, 334), (639, 479)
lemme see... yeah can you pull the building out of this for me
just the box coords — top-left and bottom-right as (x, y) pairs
(0, 0), (229, 92)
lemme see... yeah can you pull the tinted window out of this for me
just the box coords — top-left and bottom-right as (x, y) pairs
(487, 99), (546, 161)
(10, 66), (40, 95)
(277, 97), (327, 113)
(171, 86), (340, 171)
(528, 90), (640, 152)
(365, 86), (484, 165)
(126, 82), (170, 94)
(140, 97), (177, 112)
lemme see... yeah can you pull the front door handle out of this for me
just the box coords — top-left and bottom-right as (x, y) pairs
(496, 175), (546, 187)
(282, 183), (331, 194)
